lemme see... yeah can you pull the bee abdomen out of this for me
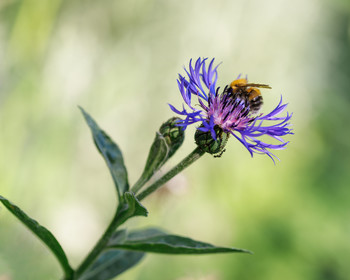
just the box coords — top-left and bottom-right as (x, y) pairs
(249, 95), (263, 113)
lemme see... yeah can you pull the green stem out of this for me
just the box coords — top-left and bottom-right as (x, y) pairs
(131, 176), (147, 194)
(74, 208), (125, 278)
(137, 147), (205, 201)
(73, 147), (204, 278)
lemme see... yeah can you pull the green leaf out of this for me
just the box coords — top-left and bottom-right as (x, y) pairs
(75, 193), (147, 279)
(111, 228), (165, 242)
(132, 132), (169, 192)
(107, 227), (251, 255)
(116, 192), (148, 224)
(0, 195), (73, 278)
(79, 230), (160, 279)
(78, 250), (145, 280)
(79, 107), (129, 201)
(79, 228), (145, 280)
(132, 117), (185, 194)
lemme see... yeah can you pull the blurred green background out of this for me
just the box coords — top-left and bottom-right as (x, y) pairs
(1, 0), (350, 279)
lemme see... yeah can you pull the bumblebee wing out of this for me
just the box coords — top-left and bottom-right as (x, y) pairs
(245, 83), (271, 89)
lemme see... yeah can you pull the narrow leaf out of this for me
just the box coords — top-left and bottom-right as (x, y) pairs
(132, 132), (169, 192)
(131, 117), (185, 194)
(115, 192), (148, 225)
(79, 250), (145, 280)
(79, 228), (145, 280)
(0, 195), (73, 278)
(110, 228), (165, 243)
(108, 227), (251, 254)
(77, 193), (147, 279)
(79, 107), (129, 201)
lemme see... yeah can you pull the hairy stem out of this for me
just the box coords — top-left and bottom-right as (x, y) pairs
(73, 147), (204, 278)
(131, 176), (147, 194)
(137, 147), (205, 201)
(74, 207), (125, 278)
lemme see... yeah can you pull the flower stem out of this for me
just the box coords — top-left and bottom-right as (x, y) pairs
(137, 147), (205, 201)
(131, 176), (147, 194)
(74, 207), (125, 279)
(73, 147), (204, 278)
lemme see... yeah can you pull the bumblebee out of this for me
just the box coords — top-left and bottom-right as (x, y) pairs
(228, 78), (271, 114)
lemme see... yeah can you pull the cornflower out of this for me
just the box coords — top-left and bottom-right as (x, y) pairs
(169, 58), (293, 161)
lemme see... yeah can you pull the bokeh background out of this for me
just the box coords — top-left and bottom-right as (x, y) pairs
(1, 0), (350, 279)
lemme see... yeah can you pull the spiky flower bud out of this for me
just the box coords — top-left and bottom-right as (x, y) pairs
(132, 117), (185, 193)
(195, 125), (229, 156)
(159, 117), (185, 159)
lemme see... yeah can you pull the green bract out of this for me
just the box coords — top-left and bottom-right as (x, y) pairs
(159, 117), (185, 158)
(195, 125), (230, 156)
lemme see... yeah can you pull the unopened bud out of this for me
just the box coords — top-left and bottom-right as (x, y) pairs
(159, 117), (185, 159)
(132, 117), (185, 193)
(195, 125), (229, 156)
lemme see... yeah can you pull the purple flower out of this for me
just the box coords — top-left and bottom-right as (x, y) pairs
(169, 58), (293, 161)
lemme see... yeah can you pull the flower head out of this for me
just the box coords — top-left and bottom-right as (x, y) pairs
(169, 58), (293, 161)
